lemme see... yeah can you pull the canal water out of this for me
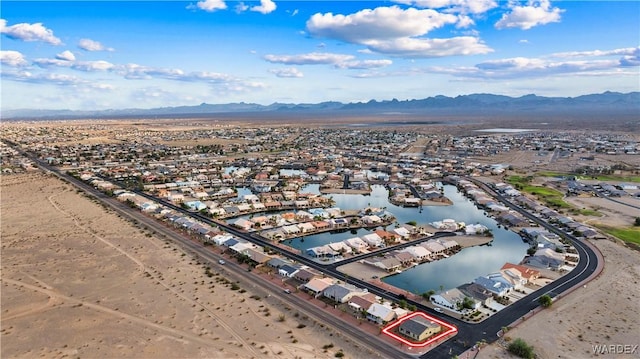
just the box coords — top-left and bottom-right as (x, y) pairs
(227, 182), (528, 293)
(288, 183), (529, 294)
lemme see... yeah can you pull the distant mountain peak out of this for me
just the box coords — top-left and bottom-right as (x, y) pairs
(2, 91), (638, 120)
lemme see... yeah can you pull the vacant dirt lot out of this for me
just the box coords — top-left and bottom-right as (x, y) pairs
(477, 238), (640, 359)
(1, 173), (371, 358)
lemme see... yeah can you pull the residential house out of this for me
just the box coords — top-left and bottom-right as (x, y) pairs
(232, 218), (254, 231)
(375, 229), (401, 244)
(500, 263), (540, 282)
(278, 264), (300, 278)
(243, 248), (272, 266)
(489, 270), (526, 290)
(297, 222), (316, 234)
(303, 277), (334, 297)
(344, 237), (368, 253)
(366, 303), (397, 325)
(522, 248), (565, 270)
(327, 241), (353, 255)
(361, 215), (382, 226)
(401, 246), (431, 262)
(430, 288), (469, 310)
(398, 316), (442, 342)
(458, 283), (494, 306)
(363, 257), (402, 272)
(391, 250), (415, 266)
(421, 240), (446, 255)
(361, 233), (384, 248)
(473, 275), (513, 297)
(323, 283), (365, 303)
(293, 267), (320, 283)
(347, 294), (377, 314)
(306, 245), (337, 258)
(392, 227), (411, 239)
(266, 258), (292, 270)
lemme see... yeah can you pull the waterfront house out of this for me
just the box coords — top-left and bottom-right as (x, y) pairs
(430, 288), (468, 310)
(344, 237), (368, 253)
(232, 218), (254, 231)
(421, 240), (446, 255)
(401, 246), (431, 262)
(363, 257), (402, 272)
(473, 275), (513, 296)
(458, 283), (494, 306)
(391, 250), (415, 266)
(500, 263), (540, 282)
(361, 233), (384, 248)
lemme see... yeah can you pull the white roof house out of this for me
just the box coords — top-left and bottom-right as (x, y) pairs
(361, 233), (384, 247)
(344, 237), (368, 252)
(401, 246), (431, 261)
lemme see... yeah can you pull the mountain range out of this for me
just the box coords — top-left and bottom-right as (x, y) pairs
(2, 91), (638, 120)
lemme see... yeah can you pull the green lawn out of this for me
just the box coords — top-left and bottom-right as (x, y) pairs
(573, 208), (603, 217)
(595, 225), (640, 245)
(579, 175), (640, 183)
(506, 176), (571, 209)
(534, 171), (640, 183)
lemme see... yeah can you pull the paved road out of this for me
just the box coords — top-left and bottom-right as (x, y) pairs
(10, 141), (601, 359)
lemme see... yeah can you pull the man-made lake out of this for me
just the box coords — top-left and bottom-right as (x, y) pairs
(285, 183), (529, 294)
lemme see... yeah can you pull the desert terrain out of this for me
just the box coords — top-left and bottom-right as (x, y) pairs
(1, 172), (374, 359)
(476, 237), (640, 359)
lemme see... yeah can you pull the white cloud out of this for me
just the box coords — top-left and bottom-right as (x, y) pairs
(306, 6), (491, 58)
(366, 36), (492, 58)
(0, 50), (28, 66)
(56, 50), (76, 61)
(78, 38), (114, 52)
(34, 58), (71, 68)
(0, 19), (62, 45)
(73, 60), (115, 72)
(456, 14), (475, 28)
(307, 6), (457, 43)
(549, 47), (639, 59)
(264, 52), (355, 65)
(34, 57), (114, 72)
(519, 39), (529, 44)
(192, 0), (227, 12)
(335, 59), (393, 69)
(428, 47), (640, 79)
(397, 0), (497, 15)
(2, 70), (84, 85)
(251, 0), (276, 14)
(495, 0), (563, 30)
(269, 67), (304, 78)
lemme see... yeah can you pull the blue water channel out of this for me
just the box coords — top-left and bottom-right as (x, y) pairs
(229, 182), (528, 294)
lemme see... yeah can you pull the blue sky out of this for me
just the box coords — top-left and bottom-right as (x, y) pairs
(1, 1), (638, 110)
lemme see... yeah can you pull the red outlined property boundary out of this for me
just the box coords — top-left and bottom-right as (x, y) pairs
(382, 311), (458, 348)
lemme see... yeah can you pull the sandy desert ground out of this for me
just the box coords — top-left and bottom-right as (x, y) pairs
(476, 237), (640, 359)
(1, 173), (374, 359)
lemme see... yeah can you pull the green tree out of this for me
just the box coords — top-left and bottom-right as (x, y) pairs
(634, 217), (640, 226)
(507, 338), (535, 359)
(538, 294), (553, 308)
